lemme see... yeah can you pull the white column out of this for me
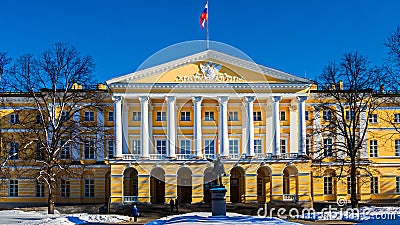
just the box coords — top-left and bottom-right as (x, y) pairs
(139, 96), (150, 159)
(165, 96), (176, 158)
(266, 103), (273, 154)
(313, 107), (322, 159)
(360, 109), (368, 158)
(297, 96), (307, 156)
(122, 102), (128, 154)
(96, 109), (105, 161)
(218, 96), (229, 158)
(271, 96), (282, 156)
(245, 96), (255, 158)
(192, 96), (203, 159)
(113, 96), (123, 158)
(289, 101), (298, 155)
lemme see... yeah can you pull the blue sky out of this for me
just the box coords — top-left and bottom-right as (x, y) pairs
(1, 0), (400, 82)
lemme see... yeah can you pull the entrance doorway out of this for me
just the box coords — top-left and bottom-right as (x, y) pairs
(230, 167), (245, 203)
(177, 167), (192, 204)
(150, 167), (165, 204)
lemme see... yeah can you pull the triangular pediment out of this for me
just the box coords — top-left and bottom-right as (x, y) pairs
(107, 50), (312, 87)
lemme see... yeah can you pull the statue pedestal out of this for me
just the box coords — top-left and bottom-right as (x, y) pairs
(210, 187), (227, 217)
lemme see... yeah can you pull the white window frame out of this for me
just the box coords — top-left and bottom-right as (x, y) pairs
(253, 111), (262, 121)
(107, 140), (115, 158)
(371, 177), (379, 194)
(368, 113), (378, 123)
(9, 142), (18, 160)
(60, 178), (70, 197)
(346, 110), (355, 121)
(228, 111), (239, 121)
(155, 139), (167, 155)
(36, 180), (45, 197)
(229, 138), (240, 158)
(180, 111), (191, 121)
(305, 111), (309, 121)
(324, 176), (333, 195)
(132, 111), (141, 121)
(180, 139), (191, 155)
(204, 111), (215, 121)
(60, 140), (71, 159)
(84, 111), (95, 122)
(84, 140), (96, 159)
(61, 111), (70, 122)
(9, 179), (18, 197)
(395, 140), (400, 157)
(369, 140), (378, 157)
(131, 139), (141, 155)
(280, 111), (286, 121)
(280, 138), (287, 154)
(156, 111), (166, 121)
(323, 110), (332, 121)
(204, 139), (215, 156)
(254, 139), (263, 155)
(347, 177), (351, 195)
(395, 114), (400, 123)
(84, 177), (95, 198)
(323, 138), (333, 157)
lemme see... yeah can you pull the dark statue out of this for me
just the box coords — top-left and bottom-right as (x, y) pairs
(207, 156), (226, 187)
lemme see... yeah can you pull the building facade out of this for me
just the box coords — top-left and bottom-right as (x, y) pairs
(2, 50), (400, 207)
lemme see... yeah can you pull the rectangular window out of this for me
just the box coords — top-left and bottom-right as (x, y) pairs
(156, 140), (167, 155)
(107, 140), (115, 158)
(324, 177), (333, 195)
(60, 140), (71, 159)
(61, 111), (70, 122)
(395, 140), (400, 157)
(36, 141), (44, 160)
(323, 138), (333, 157)
(108, 111), (114, 122)
(180, 111), (190, 121)
(10, 114), (19, 124)
(368, 114), (378, 123)
(156, 111), (166, 121)
(180, 140), (191, 155)
(395, 114), (400, 123)
(36, 181), (45, 197)
(36, 114), (42, 124)
(253, 111), (262, 121)
(84, 179), (94, 198)
(305, 111), (309, 121)
(280, 139), (287, 154)
(84, 140), (96, 159)
(60, 179), (70, 197)
(346, 110), (355, 121)
(204, 139), (215, 156)
(131, 139), (141, 155)
(323, 110), (332, 121)
(84, 111), (94, 122)
(371, 177), (379, 194)
(280, 111), (286, 121)
(9, 142), (18, 160)
(228, 111), (238, 121)
(9, 180), (18, 197)
(254, 139), (262, 154)
(132, 112), (141, 121)
(397, 177), (400, 194)
(229, 139), (239, 158)
(204, 111), (214, 121)
(369, 140), (378, 157)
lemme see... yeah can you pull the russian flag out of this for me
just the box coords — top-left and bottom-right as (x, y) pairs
(200, 2), (208, 29)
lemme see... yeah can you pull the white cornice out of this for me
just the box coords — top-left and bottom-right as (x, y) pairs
(106, 50), (312, 85)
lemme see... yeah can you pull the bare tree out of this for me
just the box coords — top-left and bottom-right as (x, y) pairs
(311, 52), (388, 208)
(1, 43), (108, 214)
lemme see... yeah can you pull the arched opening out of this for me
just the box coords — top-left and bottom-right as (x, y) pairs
(230, 167), (245, 203)
(123, 168), (138, 198)
(150, 167), (165, 204)
(283, 166), (298, 201)
(257, 166), (272, 203)
(177, 167), (192, 204)
(203, 167), (218, 203)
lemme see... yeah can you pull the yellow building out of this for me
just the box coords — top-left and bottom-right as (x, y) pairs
(2, 49), (400, 209)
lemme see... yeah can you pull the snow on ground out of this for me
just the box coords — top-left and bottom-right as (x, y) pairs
(0, 209), (131, 225)
(145, 212), (301, 225)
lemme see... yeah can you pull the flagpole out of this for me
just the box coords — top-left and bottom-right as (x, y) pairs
(206, 1), (209, 50)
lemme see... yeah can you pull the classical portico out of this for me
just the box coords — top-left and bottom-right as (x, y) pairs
(107, 50), (313, 206)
